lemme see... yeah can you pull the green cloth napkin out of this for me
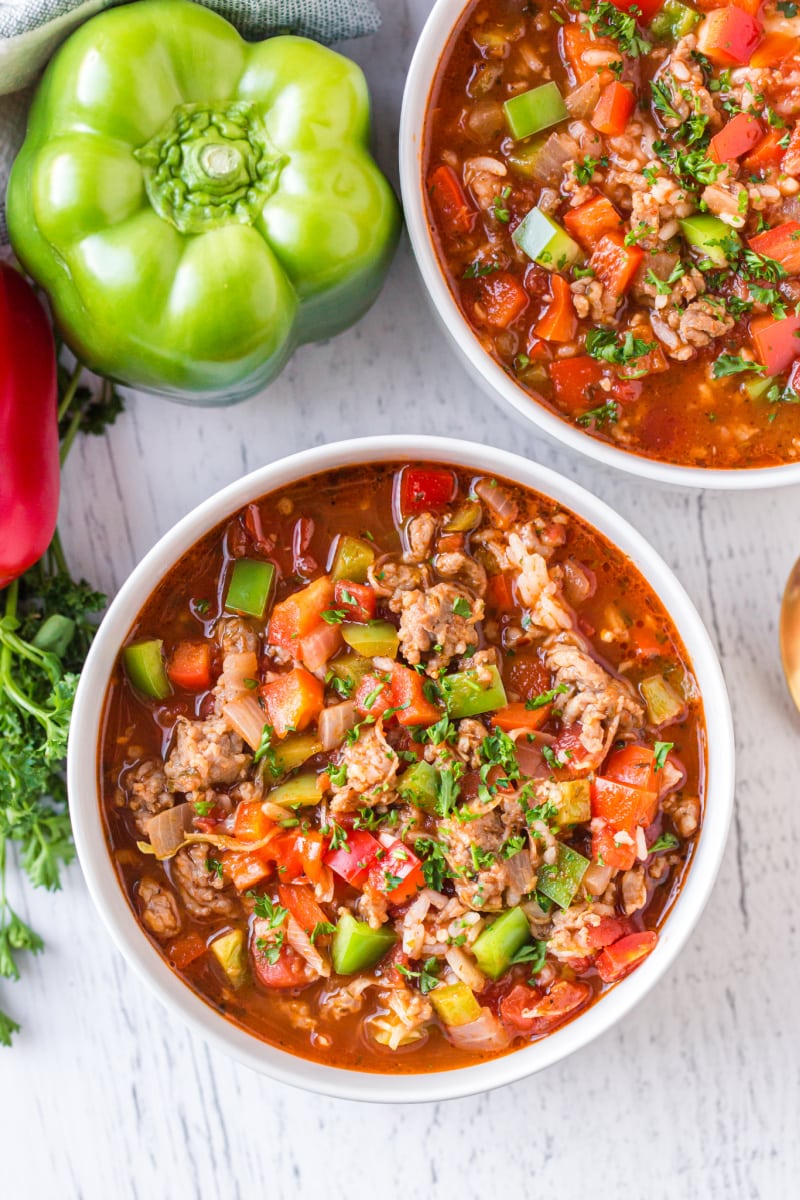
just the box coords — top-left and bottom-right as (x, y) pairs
(0, 0), (381, 241)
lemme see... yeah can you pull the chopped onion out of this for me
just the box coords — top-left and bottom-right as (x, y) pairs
(445, 946), (487, 992)
(514, 738), (554, 779)
(223, 695), (266, 751)
(445, 1008), (511, 1051)
(565, 76), (601, 119)
(286, 915), (330, 978)
(137, 828), (279, 862)
(301, 622), (342, 672)
(216, 651), (258, 705)
(145, 803), (195, 859)
(474, 478), (518, 528)
(318, 700), (357, 751)
(505, 849), (536, 903)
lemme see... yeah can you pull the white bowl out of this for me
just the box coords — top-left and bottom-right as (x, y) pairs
(68, 435), (734, 1101)
(399, 0), (800, 491)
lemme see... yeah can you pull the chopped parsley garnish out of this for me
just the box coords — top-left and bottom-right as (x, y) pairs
(254, 722), (279, 775)
(509, 939), (548, 979)
(711, 354), (764, 380)
(435, 764), (463, 819)
(493, 186), (511, 223)
(321, 607), (347, 624)
(205, 856), (223, 880)
(193, 798), (215, 816)
(653, 140), (723, 188)
(325, 670), (354, 700)
(767, 382), (800, 406)
(470, 844), (496, 872)
(586, 1), (651, 56)
(501, 834), (527, 859)
(585, 327), (656, 376)
(778, 1), (797, 15)
(649, 832), (680, 854)
(414, 837), (447, 891)
(323, 820), (350, 852)
(653, 740), (674, 771)
(574, 154), (608, 186)
(326, 761), (348, 787)
(309, 922), (336, 944)
(576, 400), (619, 428)
(463, 259), (502, 280)
(650, 79), (681, 123)
(741, 248), (787, 284)
(397, 957), (441, 994)
(452, 596), (472, 617)
(525, 683), (568, 711)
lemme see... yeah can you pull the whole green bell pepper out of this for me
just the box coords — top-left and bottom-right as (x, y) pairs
(7, 0), (401, 405)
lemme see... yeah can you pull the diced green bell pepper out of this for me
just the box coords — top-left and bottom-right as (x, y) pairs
(443, 501), (482, 533)
(330, 535), (376, 583)
(504, 82), (568, 141)
(122, 639), (172, 700)
(210, 928), (249, 989)
(512, 208), (583, 272)
(268, 772), (320, 808)
(32, 613), (76, 658)
(225, 558), (275, 619)
(7, 0), (401, 404)
(332, 912), (396, 975)
(640, 674), (685, 726)
(553, 780), (591, 826)
(260, 732), (323, 780)
(651, 0), (699, 42)
(397, 759), (439, 811)
(430, 982), (481, 1027)
(472, 907), (531, 980)
(442, 664), (508, 719)
(328, 652), (373, 693)
(342, 619), (399, 659)
(744, 373), (774, 401)
(679, 215), (741, 268)
(537, 843), (589, 910)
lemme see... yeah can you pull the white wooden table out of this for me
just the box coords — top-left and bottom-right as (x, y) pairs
(4, 3), (800, 1196)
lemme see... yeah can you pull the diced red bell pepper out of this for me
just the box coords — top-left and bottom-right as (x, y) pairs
(748, 222), (800, 275)
(584, 916), (634, 949)
(324, 829), (382, 887)
(549, 357), (604, 409)
(233, 800), (275, 844)
(751, 32), (798, 68)
(590, 232), (643, 299)
(333, 580), (376, 622)
(278, 883), (330, 936)
(167, 640), (213, 692)
(354, 671), (394, 719)
(560, 24), (618, 87)
(399, 466), (457, 514)
(223, 849), (273, 892)
(268, 575), (334, 650)
(168, 932), (208, 970)
(607, 0), (664, 17)
(474, 271), (529, 329)
(500, 979), (591, 1035)
(596, 930), (658, 983)
(366, 839), (425, 906)
(743, 129), (786, 173)
(534, 274), (577, 343)
(391, 663), (442, 727)
(591, 82), (636, 138)
(591, 819), (637, 872)
(428, 164), (476, 236)
(550, 723), (593, 772)
(564, 194), (624, 249)
(783, 126), (800, 178)
(486, 572), (515, 613)
(602, 744), (658, 792)
(696, 6), (763, 66)
(709, 112), (763, 164)
(251, 940), (311, 989)
(491, 702), (552, 733)
(750, 312), (800, 375)
(592, 776), (658, 834)
(261, 666), (324, 738)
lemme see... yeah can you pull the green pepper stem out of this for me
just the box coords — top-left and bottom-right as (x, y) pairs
(57, 361), (83, 423)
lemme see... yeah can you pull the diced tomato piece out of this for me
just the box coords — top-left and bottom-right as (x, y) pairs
(749, 221), (800, 275)
(592, 776), (658, 833)
(268, 575), (334, 650)
(366, 839), (425, 906)
(354, 671), (394, 719)
(610, 377), (643, 405)
(167, 640), (213, 691)
(783, 126), (800, 178)
(525, 334), (553, 363)
(167, 932), (207, 970)
(564, 194), (624, 249)
(491, 702), (552, 732)
(591, 81), (636, 138)
(261, 666), (324, 738)
(549, 357), (604, 409)
(504, 651), (552, 701)
(750, 32), (798, 68)
(750, 312), (800, 375)
(474, 270), (529, 329)
(272, 830), (326, 885)
(391, 663), (442, 727)
(333, 580), (376, 622)
(233, 800), (274, 843)
(743, 129), (786, 173)
(399, 467), (457, 514)
(251, 940), (311, 989)
(324, 829), (381, 887)
(709, 112), (763, 163)
(533, 274), (577, 343)
(591, 820), (637, 872)
(223, 849), (273, 891)
(500, 979), (591, 1035)
(602, 744), (658, 792)
(550, 723), (593, 771)
(584, 916), (634, 950)
(486, 572), (515, 613)
(427, 164), (476, 236)
(560, 24), (618, 86)
(630, 622), (667, 660)
(607, 0), (664, 16)
(590, 232), (643, 299)
(278, 883), (330, 936)
(596, 931), (658, 983)
(696, 7), (762, 66)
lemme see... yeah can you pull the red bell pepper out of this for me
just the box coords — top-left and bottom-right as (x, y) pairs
(273, 830), (326, 884)
(268, 575), (334, 649)
(167, 640), (213, 691)
(222, 849), (273, 891)
(474, 271), (529, 329)
(324, 828), (381, 887)
(602, 744), (658, 792)
(399, 466), (457, 514)
(743, 129), (786, 173)
(366, 839), (425, 906)
(751, 32), (798, 68)
(709, 112), (763, 164)
(491, 702), (552, 732)
(485, 572), (515, 613)
(534, 274), (577, 343)
(427, 164), (476, 236)
(591, 819), (637, 872)
(549, 357), (604, 408)
(333, 580), (376, 622)
(261, 666), (324, 737)
(696, 6), (762, 66)
(354, 671), (394, 719)
(748, 222), (800, 275)
(233, 800), (274, 843)
(591, 775), (658, 833)
(596, 930), (658, 983)
(607, 0), (664, 17)
(0, 263), (60, 589)
(251, 940), (311, 989)
(591, 82), (636, 138)
(390, 663), (441, 727)
(750, 312), (800, 375)
(563, 195), (624, 248)
(499, 979), (590, 1035)
(167, 932), (208, 970)
(278, 883), (330, 937)
(590, 232), (643, 299)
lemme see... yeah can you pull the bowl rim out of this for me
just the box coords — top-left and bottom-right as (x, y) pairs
(398, 0), (800, 492)
(67, 434), (735, 1103)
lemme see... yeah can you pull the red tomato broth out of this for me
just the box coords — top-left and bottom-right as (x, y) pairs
(99, 462), (706, 1073)
(422, 0), (800, 469)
